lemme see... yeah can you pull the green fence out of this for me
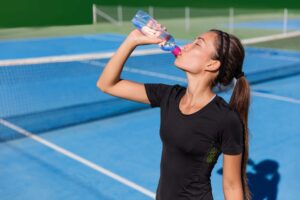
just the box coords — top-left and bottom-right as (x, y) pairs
(1, 0), (300, 28)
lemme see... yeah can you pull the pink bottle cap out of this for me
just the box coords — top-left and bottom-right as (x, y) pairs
(171, 46), (181, 57)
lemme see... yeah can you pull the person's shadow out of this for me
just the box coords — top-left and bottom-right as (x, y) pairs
(217, 158), (280, 200)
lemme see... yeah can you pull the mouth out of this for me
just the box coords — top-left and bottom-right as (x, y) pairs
(176, 51), (183, 57)
(171, 46), (182, 57)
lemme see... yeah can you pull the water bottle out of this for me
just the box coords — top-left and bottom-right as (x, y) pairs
(131, 10), (181, 57)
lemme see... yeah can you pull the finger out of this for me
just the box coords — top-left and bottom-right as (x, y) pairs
(141, 27), (156, 37)
(142, 26), (156, 34)
(153, 30), (162, 37)
(158, 40), (167, 46)
(162, 40), (167, 45)
(157, 23), (162, 29)
(145, 29), (162, 39)
(154, 38), (164, 44)
(157, 23), (167, 31)
(145, 32), (159, 39)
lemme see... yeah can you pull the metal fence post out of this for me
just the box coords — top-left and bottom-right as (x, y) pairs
(229, 7), (234, 33)
(283, 8), (288, 34)
(92, 4), (97, 24)
(185, 7), (190, 32)
(117, 5), (123, 26)
(149, 6), (154, 17)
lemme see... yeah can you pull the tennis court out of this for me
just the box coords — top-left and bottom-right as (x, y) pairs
(0, 31), (299, 200)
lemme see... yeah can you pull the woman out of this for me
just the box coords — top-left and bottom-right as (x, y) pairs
(97, 27), (252, 200)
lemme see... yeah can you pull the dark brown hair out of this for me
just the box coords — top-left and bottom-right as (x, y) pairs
(210, 29), (252, 200)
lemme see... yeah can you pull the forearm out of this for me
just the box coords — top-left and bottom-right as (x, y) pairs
(97, 37), (137, 90)
(223, 184), (244, 200)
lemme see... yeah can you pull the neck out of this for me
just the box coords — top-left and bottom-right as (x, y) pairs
(183, 73), (216, 107)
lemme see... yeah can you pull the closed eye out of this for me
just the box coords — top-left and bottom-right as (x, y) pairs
(194, 42), (202, 47)
(192, 38), (202, 47)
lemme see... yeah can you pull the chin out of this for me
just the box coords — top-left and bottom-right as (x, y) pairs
(174, 60), (181, 69)
(174, 59), (182, 68)
(174, 60), (187, 71)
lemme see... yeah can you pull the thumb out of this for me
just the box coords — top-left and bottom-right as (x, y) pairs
(153, 37), (164, 43)
(143, 35), (164, 44)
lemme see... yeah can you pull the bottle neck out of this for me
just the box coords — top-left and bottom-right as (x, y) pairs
(171, 46), (181, 57)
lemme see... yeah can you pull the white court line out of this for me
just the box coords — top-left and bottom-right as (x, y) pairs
(242, 30), (300, 45)
(252, 91), (300, 105)
(0, 118), (156, 199)
(0, 48), (168, 67)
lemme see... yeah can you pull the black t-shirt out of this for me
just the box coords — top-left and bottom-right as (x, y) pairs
(144, 83), (244, 200)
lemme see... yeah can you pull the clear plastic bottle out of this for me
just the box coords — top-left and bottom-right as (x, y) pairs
(131, 10), (181, 57)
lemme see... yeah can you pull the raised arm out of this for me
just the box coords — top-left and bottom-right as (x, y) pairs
(96, 29), (164, 104)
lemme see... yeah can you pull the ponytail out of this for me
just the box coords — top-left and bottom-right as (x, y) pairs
(229, 76), (252, 200)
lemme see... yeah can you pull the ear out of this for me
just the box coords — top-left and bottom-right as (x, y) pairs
(205, 60), (221, 72)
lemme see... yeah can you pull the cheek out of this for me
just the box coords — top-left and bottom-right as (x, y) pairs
(187, 51), (208, 67)
(175, 55), (202, 73)
(197, 50), (212, 63)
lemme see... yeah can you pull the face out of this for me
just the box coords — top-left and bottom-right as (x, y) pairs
(174, 31), (219, 74)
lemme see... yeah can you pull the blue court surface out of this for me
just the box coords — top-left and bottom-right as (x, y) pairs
(0, 33), (299, 200)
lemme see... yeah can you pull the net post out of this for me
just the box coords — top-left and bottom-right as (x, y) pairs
(283, 8), (288, 34)
(118, 5), (123, 26)
(149, 6), (154, 18)
(92, 4), (97, 24)
(185, 7), (190, 32)
(229, 7), (234, 33)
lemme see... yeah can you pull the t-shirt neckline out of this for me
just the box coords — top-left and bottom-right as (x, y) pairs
(176, 87), (218, 118)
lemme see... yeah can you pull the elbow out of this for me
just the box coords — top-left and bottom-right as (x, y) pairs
(223, 183), (241, 191)
(223, 181), (243, 196)
(96, 78), (122, 92)
(96, 80), (107, 92)
(223, 179), (242, 190)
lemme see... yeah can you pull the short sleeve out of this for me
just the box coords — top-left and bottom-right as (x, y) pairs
(144, 83), (173, 108)
(220, 110), (244, 155)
